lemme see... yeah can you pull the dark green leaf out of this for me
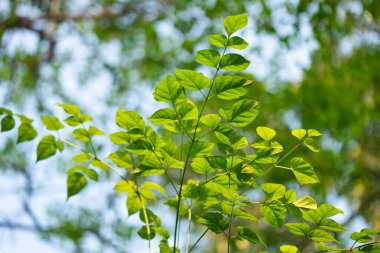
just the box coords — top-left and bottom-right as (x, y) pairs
(197, 212), (228, 234)
(139, 208), (161, 226)
(236, 226), (266, 246)
(196, 49), (221, 68)
(67, 172), (87, 199)
(0, 107), (13, 116)
(17, 123), (38, 143)
(37, 135), (57, 161)
(137, 225), (156, 240)
(304, 137), (320, 152)
(1, 115), (15, 132)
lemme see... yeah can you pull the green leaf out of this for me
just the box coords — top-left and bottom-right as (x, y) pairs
(0, 107), (13, 116)
(67, 172), (87, 199)
(17, 114), (34, 123)
(175, 69), (210, 90)
(291, 129), (306, 140)
(153, 227), (170, 240)
(200, 114), (221, 130)
(71, 128), (90, 142)
(208, 34), (227, 47)
(227, 36), (248, 49)
(91, 159), (108, 172)
(113, 180), (137, 195)
(109, 131), (130, 145)
(319, 219), (346, 232)
(137, 225), (156, 240)
(57, 103), (81, 115)
(191, 157), (216, 174)
(148, 108), (177, 125)
(310, 229), (338, 243)
(219, 99), (259, 127)
(183, 140), (214, 159)
(212, 75), (252, 100)
(350, 228), (380, 243)
(116, 109), (145, 131)
(236, 164), (254, 182)
(293, 196), (317, 210)
(236, 226), (266, 246)
(280, 245), (298, 253)
(290, 157), (319, 185)
(56, 140), (64, 152)
(304, 137), (320, 152)
(68, 165), (98, 181)
(177, 102), (198, 120)
(153, 75), (186, 104)
(1, 115), (15, 132)
(196, 49), (221, 68)
(88, 126), (104, 136)
(139, 208), (161, 226)
(37, 135), (57, 161)
(233, 208), (257, 221)
(41, 116), (64, 131)
(223, 14), (248, 36)
(262, 183), (286, 200)
(72, 153), (91, 162)
(302, 204), (344, 225)
(141, 182), (166, 197)
(197, 212), (228, 234)
(284, 190), (297, 204)
(17, 123), (38, 143)
(127, 194), (142, 216)
(64, 114), (92, 126)
(260, 200), (286, 228)
(220, 53), (250, 71)
(285, 223), (311, 236)
(159, 240), (176, 253)
(161, 149), (184, 169)
(107, 151), (132, 169)
(256, 127), (276, 141)
(307, 129), (322, 137)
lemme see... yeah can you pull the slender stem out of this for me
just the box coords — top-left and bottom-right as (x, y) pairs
(173, 38), (230, 252)
(59, 138), (124, 178)
(185, 203), (192, 253)
(80, 122), (97, 158)
(274, 165), (291, 170)
(188, 228), (209, 253)
(227, 206), (234, 253)
(140, 195), (151, 253)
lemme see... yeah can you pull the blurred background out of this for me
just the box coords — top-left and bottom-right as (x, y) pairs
(0, 0), (379, 252)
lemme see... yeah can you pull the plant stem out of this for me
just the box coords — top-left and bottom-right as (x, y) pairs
(185, 204), (192, 253)
(227, 206), (234, 253)
(173, 38), (229, 252)
(140, 195), (151, 253)
(188, 228), (209, 253)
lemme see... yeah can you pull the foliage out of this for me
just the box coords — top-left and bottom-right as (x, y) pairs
(1, 14), (379, 253)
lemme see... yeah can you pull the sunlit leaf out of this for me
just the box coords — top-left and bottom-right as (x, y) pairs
(220, 53), (250, 71)
(310, 229), (338, 243)
(67, 172), (87, 199)
(293, 196), (317, 209)
(285, 223), (311, 236)
(148, 108), (177, 125)
(37, 135), (57, 161)
(175, 69), (210, 90)
(200, 114), (221, 129)
(280, 245), (298, 253)
(256, 126), (276, 142)
(116, 109), (145, 131)
(197, 212), (228, 233)
(196, 49), (221, 68)
(260, 200), (286, 227)
(236, 226), (266, 246)
(290, 157), (319, 185)
(304, 137), (320, 152)
(71, 128), (90, 142)
(208, 34), (227, 47)
(223, 14), (248, 36)
(291, 129), (306, 140)
(212, 75), (252, 100)
(227, 36), (248, 49)
(17, 123), (38, 143)
(107, 151), (132, 169)
(219, 99), (259, 127)
(41, 115), (64, 131)
(57, 103), (81, 115)
(261, 183), (286, 200)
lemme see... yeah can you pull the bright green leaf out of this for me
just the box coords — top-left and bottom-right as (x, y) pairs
(262, 183), (286, 200)
(88, 126), (104, 136)
(191, 157), (216, 174)
(285, 223), (311, 236)
(227, 36), (248, 49)
(319, 219), (346, 232)
(310, 229), (338, 243)
(71, 128), (90, 142)
(256, 127), (276, 141)
(291, 129), (306, 140)
(109, 131), (130, 145)
(116, 109), (145, 131)
(208, 34), (227, 47)
(284, 190), (297, 204)
(220, 53), (250, 71)
(175, 69), (210, 90)
(153, 75), (186, 104)
(177, 102), (198, 120)
(196, 49), (221, 68)
(290, 157), (319, 185)
(68, 165), (98, 182)
(107, 151), (132, 169)
(293, 196), (317, 210)
(260, 200), (286, 228)
(200, 114), (221, 129)
(219, 99), (259, 127)
(148, 108), (177, 125)
(280, 245), (298, 253)
(212, 75), (252, 100)
(223, 14), (248, 36)
(307, 129), (322, 137)
(57, 103), (81, 115)
(72, 153), (92, 162)
(41, 116), (64, 131)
